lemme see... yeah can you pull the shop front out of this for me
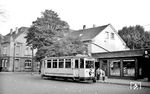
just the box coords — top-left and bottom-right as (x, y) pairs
(92, 49), (150, 80)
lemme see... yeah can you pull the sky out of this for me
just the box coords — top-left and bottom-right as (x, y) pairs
(0, 0), (150, 35)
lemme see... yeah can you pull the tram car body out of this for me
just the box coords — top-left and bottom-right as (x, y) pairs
(41, 56), (96, 82)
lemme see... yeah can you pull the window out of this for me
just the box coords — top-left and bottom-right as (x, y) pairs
(105, 32), (109, 39)
(53, 59), (57, 68)
(80, 58), (84, 68)
(25, 60), (32, 69)
(25, 47), (32, 56)
(86, 60), (94, 68)
(47, 60), (51, 68)
(110, 33), (115, 39)
(123, 60), (135, 77)
(59, 59), (64, 68)
(3, 46), (7, 55)
(110, 60), (121, 76)
(75, 59), (79, 68)
(65, 59), (71, 68)
(2, 60), (4, 67)
(2, 59), (8, 68)
(15, 46), (20, 55)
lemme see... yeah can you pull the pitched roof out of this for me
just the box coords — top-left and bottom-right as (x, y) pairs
(69, 24), (109, 41)
(2, 27), (28, 43)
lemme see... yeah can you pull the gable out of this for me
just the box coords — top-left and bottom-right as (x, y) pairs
(2, 27), (28, 43)
(15, 32), (27, 43)
(91, 24), (129, 53)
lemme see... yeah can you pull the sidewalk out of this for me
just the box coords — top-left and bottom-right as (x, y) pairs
(97, 78), (150, 88)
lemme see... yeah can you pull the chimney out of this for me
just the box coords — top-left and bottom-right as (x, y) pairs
(83, 25), (86, 29)
(15, 27), (18, 34)
(10, 29), (13, 35)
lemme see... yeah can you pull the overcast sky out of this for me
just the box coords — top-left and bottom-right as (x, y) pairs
(0, 0), (150, 35)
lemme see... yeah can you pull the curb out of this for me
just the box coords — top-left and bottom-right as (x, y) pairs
(97, 81), (150, 88)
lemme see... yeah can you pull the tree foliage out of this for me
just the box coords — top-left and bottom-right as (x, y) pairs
(25, 10), (87, 61)
(35, 36), (88, 61)
(118, 25), (150, 49)
(25, 10), (69, 49)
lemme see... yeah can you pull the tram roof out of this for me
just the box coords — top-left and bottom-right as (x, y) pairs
(43, 55), (94, 60)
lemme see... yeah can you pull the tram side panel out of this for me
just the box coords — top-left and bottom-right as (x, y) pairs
(44, 68), (74, 77)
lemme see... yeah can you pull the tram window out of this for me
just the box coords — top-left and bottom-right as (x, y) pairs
(75, 59), (79, 68)
(47, 60), (51, 68)
(59, 59), (64, 68)
(44, 61), (46, 68)
(86, 61), (94, 68)
(53, 59), (57, 68)
(65, 59), (71, 68)
(80, 58), (84, 68)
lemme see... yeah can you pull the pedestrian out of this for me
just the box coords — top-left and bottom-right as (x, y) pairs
(99, 68), (106, 82)
(96, 68), (100, 80)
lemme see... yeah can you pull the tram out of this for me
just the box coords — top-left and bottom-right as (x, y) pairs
(41, 56), (96, 82)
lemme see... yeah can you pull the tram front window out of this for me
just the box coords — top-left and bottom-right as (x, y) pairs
(86, 61), (94, 68)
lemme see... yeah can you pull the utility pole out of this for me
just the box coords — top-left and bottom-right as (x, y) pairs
(12, 42), (16, 72)
(31, 46), (34, 72)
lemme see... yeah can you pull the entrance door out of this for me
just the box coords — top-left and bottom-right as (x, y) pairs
(102, 60), (108, 76)
(14, 59), (19, 71)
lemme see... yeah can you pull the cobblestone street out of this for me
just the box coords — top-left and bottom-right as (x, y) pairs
(0, 72), (150, 94)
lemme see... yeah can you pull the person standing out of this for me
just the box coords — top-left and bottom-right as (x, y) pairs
(96, 68), (100, 80)
(101, 69), (106, 82)
(96, 68), (106, 82)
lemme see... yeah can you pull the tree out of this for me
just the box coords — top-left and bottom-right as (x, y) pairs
(35, 36), (88, 61)
(25, 10), (69, 49)
(143, 31), (150, 49)
(118, 25), (146, 49)
(25, 10), (87, 61)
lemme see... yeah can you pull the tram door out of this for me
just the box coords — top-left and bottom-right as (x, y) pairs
(74, 59), (80, 77)
(79, 58), (84, 77)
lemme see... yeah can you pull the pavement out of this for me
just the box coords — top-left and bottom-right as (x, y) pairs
(1, 72), (150, 88)
(31, 72), (150, 88)
(97, 77), (150, 88)
(30, 72), (150, 88)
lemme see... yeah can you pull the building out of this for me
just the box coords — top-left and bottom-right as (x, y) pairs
(69, 24), (129, 55)
(70, 24), (150, 80)
(92, 49), (150, 80)
(0, 27), (39, 72)
(0, 34), (3, 71)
